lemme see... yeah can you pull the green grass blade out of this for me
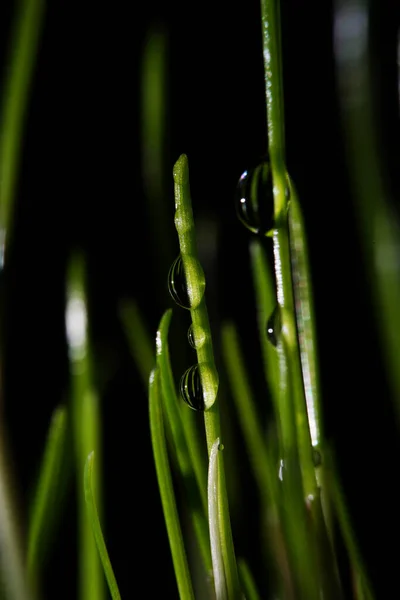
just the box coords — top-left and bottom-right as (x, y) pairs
(172, 154), (241, 599)
(120, 299), (155, 388)
(27, 405), (67, 590)
(149, 367), (195, 600)
(84, 452), (121, 600)
(221, 321), (277, 509)
(66, 254), (104, 600)
(156, 309), (211, 573)
(249, 239), (279, 416)
(208, 438), (227, 600)
(0, 0), (44, 245)
(237, 558), (261, 600)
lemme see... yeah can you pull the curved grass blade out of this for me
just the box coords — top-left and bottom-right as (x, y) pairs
(237, 558), (261, 600)
(173, 154), (240, 599)
(208, 438), (227, 600)
(120, 299), (155, 388)
(249, 239), (279, 412)
(66, 254), (104, 600)
(0, 0), (44, 248)
(156, 309), (211, 573)
(149, 366), (195, 600)
(84, 452), (121, 600)
(27, 405), (67, 590)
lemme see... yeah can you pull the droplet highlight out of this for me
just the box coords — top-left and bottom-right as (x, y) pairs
(168, 254), (206, 310)
(180, 363), (218, 411)
(187, 323), (206, 349)
(266, 306), (282, 347)
(236, 162), (275, 235)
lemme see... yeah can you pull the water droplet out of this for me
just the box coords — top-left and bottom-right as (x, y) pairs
(218, 443), (224, 451)
(266, 306), (282, 347)
(168, 254), (206, 310)
(236, 162), (274, 235)
(312, 448), (322, 467)
(187, 323), (206, 349)
(180, 363), (218, 411)
(278, 458), (285, 481)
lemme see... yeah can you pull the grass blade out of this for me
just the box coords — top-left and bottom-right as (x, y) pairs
(156, 309), (211, 573)
(238, 558), (261, 600)
(149, 366), (195, 600)
(84, 452), (121, 600)
(120, 299), (155, 388)
(172, 154), (241, 599)
(66, 254), (104, 600)
(27, 405), (67, 591)
(208, 438), (227, 600)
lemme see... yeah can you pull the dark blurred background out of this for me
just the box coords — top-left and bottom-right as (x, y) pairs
(0, 0), (400, 598)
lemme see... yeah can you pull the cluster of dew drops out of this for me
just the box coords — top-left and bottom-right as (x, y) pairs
(167, 159), (282, 412)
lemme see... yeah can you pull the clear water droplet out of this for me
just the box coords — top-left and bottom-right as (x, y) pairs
(180, 363), (218, 411)
(218, 443), (224, 451)
(168, 254), (206, 310)
(236, 162), (274, 235)
(180, 364), (205, 411)
(187, 323), (206, 349)
(266, 306), (282, 347)
(278, 458), (285, 481)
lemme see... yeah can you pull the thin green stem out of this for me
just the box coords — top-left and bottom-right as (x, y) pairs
(149, 367), (195, 600)
(84, 453), (121, 600)
(238, 559), (261, 600)
(173, 154), (241, 599)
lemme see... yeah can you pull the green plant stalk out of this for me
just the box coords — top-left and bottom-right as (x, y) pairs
(260, 0), (316, 500)
(237, 558), (261, 600)
(0, 0), (44, 242)
(156, 309), (211, 572)
(208, 438), (227, 600)
(27, 405), (67, 591)
(66, 255), (104, 600)
(84, 452), (121, 600)
(173, 154), (241, 599)
(149, 367), (195, 600)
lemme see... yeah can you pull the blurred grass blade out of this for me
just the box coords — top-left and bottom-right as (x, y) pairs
(156, 309), (211, 573)
(84, 452), (121, 600)
(221, 321), (277, 509)
(238, 558), (260, 600)
(334, 0), (400, 419)
(327, 450), (375, 600)
(149, 367), (195, 600)
(66, 254), (104, 600)
(120, 299), (155, 388)
(0, 0), (44, 246)
(27, 405), (67, 590)
(249, 239), (279, 411)
(208, 438), (227, 600)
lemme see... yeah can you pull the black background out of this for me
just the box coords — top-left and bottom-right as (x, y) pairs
(1, 0), (400, 598)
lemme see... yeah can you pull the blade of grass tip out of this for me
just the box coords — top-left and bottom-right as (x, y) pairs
(172, 154), (241, 599)
(156, 309), (211, 574)
(249, 239), (279, 423)
(84, 452), (121, 600)
(27, 405), (67, 591)
(149, 366), (195, 600)
(237, 558), (261, 600)
(66, 254), (104, 600)
(119, 299), (155, 388)
(326, 450), (375, 600)
(0, 0), (45, 250)
(334, 0), (400, 421)
(208, 438), (227, 600)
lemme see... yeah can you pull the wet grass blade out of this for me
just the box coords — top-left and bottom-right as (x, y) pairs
(173, 154), (240, 598)
(156, 309), (211, 572)
(84, 452), (121, 600)
(149, 367), (195, 600)
(208, 438), (227, 600)
(66, 254), (104, 600)
(27, 405), (67, 592)
(120, 299), (155, 388)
